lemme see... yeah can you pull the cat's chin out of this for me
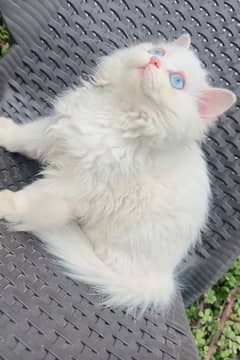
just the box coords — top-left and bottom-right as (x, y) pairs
(141, 67), (157, 96)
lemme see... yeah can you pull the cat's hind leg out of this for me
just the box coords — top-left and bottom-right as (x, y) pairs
(0, 180), (73, 232)
(0, 116), (54, 162)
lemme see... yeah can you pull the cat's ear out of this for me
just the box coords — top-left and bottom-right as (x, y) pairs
(198, 88), (236, 120)
(174, 34), (191, 49)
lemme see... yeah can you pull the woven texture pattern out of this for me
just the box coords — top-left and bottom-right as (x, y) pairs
(0, 0), (239, 358)
(0, 226), (198, 360)
(0, 1), (202, 359)
(0, 0), (239, 304)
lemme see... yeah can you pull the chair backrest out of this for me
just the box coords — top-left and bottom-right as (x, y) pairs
(1, 0), (239, 306)
(0, 2), (204, 359)
(0, 1), (239, 359)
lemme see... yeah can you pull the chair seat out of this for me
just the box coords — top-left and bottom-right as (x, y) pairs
(0, 0), (239, 358)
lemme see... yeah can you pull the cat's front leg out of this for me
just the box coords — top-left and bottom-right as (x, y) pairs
(0, 181), (73, 232)
(0, 116), (53, 162)
(0, 190), (19, 223)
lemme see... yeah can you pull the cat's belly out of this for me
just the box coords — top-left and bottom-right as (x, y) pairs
(79, 156), (210, 268)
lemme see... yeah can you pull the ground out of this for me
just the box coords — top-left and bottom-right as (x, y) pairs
(187, 258), (240, 360)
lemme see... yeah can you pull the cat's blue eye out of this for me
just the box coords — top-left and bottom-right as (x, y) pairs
(169, 73), (185, 90)
(148, 48), (165, 57)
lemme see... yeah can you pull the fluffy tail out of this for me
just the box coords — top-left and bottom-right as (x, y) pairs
(38, 224), (175, 313)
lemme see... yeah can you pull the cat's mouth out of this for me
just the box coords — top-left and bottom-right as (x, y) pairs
(138, 56), (161, 74)
(138, 65), (148, 75)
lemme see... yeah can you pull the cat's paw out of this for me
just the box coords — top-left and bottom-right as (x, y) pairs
(94, 244), (124, 270)
(0, 190), (19, 223)
(94, 244), (116, 267)
(0, 117), (14, 149)
(94, 243), (109, 261)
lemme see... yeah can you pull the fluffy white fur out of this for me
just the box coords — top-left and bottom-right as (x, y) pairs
(0, 34), (236, 312)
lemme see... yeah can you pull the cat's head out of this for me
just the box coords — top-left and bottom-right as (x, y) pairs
(95, 35), (236, 144)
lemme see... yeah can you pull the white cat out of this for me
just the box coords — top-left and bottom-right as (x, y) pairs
(0, 34), (236, 312)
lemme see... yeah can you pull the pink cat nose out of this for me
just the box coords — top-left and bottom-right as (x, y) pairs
(149, 56), (161, 68)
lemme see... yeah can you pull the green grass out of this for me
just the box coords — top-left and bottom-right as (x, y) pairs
(187, 257), (240, 360)
(1, 22), (239, 360)
(0, 23), (9, 57)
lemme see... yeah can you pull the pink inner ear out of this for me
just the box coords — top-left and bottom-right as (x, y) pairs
(198, 88), (236, 120)
(174, 34), (191, 49)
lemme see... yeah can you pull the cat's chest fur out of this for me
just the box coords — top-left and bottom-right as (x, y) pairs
(46, 86), (210, 249)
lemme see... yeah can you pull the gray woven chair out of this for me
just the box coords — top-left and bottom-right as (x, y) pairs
(0, 1), (239, 359)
